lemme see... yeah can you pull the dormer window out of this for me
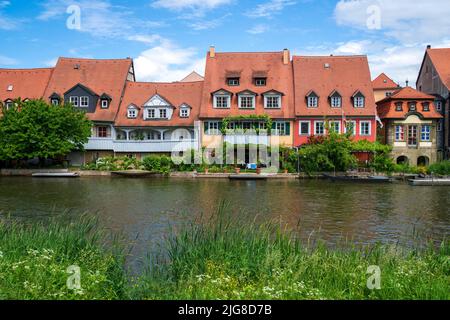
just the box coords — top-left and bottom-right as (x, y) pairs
(80, 96), (89, 108)
(5, 100), (13, 110)
(127, 106), (138, 119)
(329, 91), (342, 108)
(408, 102), (417, 112)
(306, 91), (319, 108)
(227, 78), (240, 86)
(212, 89), (232, 109)
(238, 90), (257, 109)
(352, 91), (365, 108)
(147, 109), (156, 119)
(422, 102), (430, 112)
(395, 102), (403, 111)
(263, 90), (283, 109)
(101, 100), (109, 108)
(52, 99), (60, 106)
(69, 96), (79, 107)
(7, 85), (13, 91)
(100, 93), (111, 109)
(49, 93), (61, 106)
(159, 109), (167, 119)
(180, 108), (189, 118)
(255, 78), (267, 86)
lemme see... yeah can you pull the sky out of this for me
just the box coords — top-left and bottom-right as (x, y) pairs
(0, 0), (449, 85)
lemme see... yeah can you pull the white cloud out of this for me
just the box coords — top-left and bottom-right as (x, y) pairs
(152, 0), (232, 11)
(134, 40), (205, 82)
(0, 55), (17, 66)
(335, 0), (450, 44)
(247, 24), (269, 34)
(43, 57), (58, 67)
(334, 40), (372, 55)
(247, 0), (296, 18)
(0, 0), (19, 30)
(127, 34), (162, 44)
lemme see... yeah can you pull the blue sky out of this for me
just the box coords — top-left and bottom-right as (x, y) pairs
(0, 0), (449, 84)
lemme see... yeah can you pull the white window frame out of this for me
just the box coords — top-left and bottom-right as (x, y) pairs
(147, 108), (156, 119)
(5, 101), (13, 110)
(299, 121), (311, 136)
(255, 78), (267, 86)
(273, 122), (288, 136)
(101, 100), (109, 109)
(80, 96), (89, 108)
(213, 95), (231, 109)
(206, 121), (220, 135)
(159, 108), (168, 119)
(360, 121), (371, 136)
(127, 107), (137, 119)
(331, 96), (342, 108)
(238, 95), (255, 109)
(227, 78), (240, 86)
(51, 99), (59, 106)
(345, 121), (356, 136)
(395, 125), (404, 141)
(329, 121), (341, 134)
(180, 108), (190, 118)
(69, 96), (79, 107)
(354, 96), (365, 108)
(421, 125), (431, 142)
(314, 121), (325, 135)
(264, 95), (281, 109)
(307, 96), (318, 108)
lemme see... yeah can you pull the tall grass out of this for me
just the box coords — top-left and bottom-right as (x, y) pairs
(0, 215), (127, 300)
(135, 203), (450, 300)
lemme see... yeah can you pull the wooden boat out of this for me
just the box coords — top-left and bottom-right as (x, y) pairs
(111, 170), (154, 178)
(229, 174), (268, 180)
(408, 178), (450, 186)
(323, 174), (393, 183)
(32, 172), (80, 178)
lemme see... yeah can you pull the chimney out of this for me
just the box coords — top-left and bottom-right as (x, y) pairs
(283, 49), (290, 65)
(209, 46), (216, 58)
(406, 80), (409, 87)
(427, 45), (431, 49)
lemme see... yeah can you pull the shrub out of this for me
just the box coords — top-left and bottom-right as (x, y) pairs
(142, 155), (172, 174)
(428, 161), (450, 176)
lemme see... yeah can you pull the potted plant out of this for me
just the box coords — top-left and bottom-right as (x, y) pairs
(256, 167), (262, 175)
(204, 166), (209, 174)
(235, 167), (241, 174)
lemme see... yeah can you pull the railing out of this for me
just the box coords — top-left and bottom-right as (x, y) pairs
(85, 138), (198, 152)
(224, 135), (270, 145)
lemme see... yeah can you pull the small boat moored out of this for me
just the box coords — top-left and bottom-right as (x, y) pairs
(32, 172), (80, 178)
(408, 178), (450, 186)
(323, 174), (393, 183)
(229, 174), (268, 180)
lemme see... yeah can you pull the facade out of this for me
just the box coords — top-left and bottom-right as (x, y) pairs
(372, 73), (401, 102)
(416, 46), (450, 160)
(293, 55), (378, 147)
(377, 87), (442, 165)
(199, 47), (295, 148)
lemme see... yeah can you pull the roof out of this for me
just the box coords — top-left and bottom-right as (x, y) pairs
(200, 51), (295, 119)
(115, 81), (203, 127)
(377, 86), (442, 119)
(372, 73), (399, 90)
(426, 48), (450, 90)
(0, 68), (53, 102)
(43, 57), (133, 122)
(180, 71), (204, 82)
(293, 55), (377, 117)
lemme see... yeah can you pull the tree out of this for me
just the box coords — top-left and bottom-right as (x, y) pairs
(0, 99), (92, 163)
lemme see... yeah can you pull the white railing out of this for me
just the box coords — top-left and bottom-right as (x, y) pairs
(224, 135), (270, 145)
(85, 138), (198, 152)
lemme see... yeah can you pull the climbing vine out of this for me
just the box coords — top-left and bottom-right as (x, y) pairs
(221, 114), (273, 134)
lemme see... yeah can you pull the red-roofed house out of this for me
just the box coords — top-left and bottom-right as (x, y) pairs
(293, 55), (378, 146)
(377, 86), (442, 165)
(372, 73), (400, 102)
(200, 47), (295, 148)
(416, 46), (450, 159)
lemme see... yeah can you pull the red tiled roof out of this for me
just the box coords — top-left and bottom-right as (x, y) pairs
(293, 55), (377, 117)
(200, 51), (295, 119)
(115, 81), (203, 127)
(44, 57), (133, 122)
(180, 71), (204, 82)
(0, 68), (53, 102)
(377, 86), (442, 119)
(372, 73), (399, 89)
(427, 48), (450, 90)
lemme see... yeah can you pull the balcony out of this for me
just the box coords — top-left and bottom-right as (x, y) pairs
(85, 138), (198, 153)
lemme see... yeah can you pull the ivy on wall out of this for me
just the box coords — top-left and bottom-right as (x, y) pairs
(221, 114), (273, 135)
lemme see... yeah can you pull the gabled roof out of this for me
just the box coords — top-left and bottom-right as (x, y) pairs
(180, 71), (204, 83)
(380, 86), (436, 102)
(44, 57), (133, 122)
(372, 73), (399, 90)
(425, 48), (450, 90)
(293, 55), (376, 117)
(115, 81), (203, 127)
(0, 68), (53, 102)
(200, 50), (295, 119)
(64, 83), (98, 96)
(237, 89), (258, 96)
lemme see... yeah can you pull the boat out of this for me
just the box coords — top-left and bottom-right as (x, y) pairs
(408, 178), (450, 186)
(229, 174), (268, 180)
(111, 170), (154, 178)
(323, 174), (393, 183)
(32, 172), (80, 178)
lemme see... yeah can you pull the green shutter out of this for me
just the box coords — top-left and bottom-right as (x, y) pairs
(285, 122), (291, 136)
(204, 122), (209, 134)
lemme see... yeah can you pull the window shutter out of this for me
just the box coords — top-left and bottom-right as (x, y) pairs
(204, 122), (209, 133)
(285, 122), (291, 136)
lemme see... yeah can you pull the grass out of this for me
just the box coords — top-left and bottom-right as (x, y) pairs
(0, 207), (449, 300)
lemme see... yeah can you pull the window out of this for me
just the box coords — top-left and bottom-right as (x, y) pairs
(307, 96), (318, 108)
(395, 125), (404, 141)
(51, 99), (59, 106)
(214, 95), (230, 109)
(421, 125), (431, 141)
(408, 125), (418, 146)
(422, 102), (430, 112)
(97, 126), (108, 138)
(354, 96), (365, 108)
(69, 96), (79, 107)
(299, 121), (310, 136)
(408, 102), (417, 112)
(395, 102), (403, 111)
(127, 108), (137, 119)
(227, 78), (240, 86)
(265, 95), (281, 109)
(180, 108), (189, 118)
(147, 109), (156, 119)
(345, 121), (356, 135)
(255, 78), (267, 86)
(159, 109), (167, 119)
(314, 121), (325, 135)
(331, 96), (341, 108)
(386, 92), (393, 97)
(437, 121), (443, 132)
(80, 96), (89, 107)
(101, 100), (109, 109)
(273, 122), (290, 136)
(5, 101), (13, 110)
(329, 121), (341, 134)
(239, 95), (255, 109)
(360, 121), (371, 136)
(205, 121), (221, 135)
(436, 101), (442, 111)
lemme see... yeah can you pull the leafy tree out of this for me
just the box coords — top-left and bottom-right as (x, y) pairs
(0, 99), (92, 163)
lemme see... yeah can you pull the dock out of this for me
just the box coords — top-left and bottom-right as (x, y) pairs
(32, 172), (80, 178)
(408, 179), (450, 186)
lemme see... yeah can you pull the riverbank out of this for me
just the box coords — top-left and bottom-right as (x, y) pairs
(1, 211), (448, 300)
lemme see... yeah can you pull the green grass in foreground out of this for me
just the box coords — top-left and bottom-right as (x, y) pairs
(0, 209), (449, 300)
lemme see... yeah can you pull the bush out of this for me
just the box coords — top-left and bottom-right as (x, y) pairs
(142, 155), (172, 174)
(428, 161), (450, 176)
